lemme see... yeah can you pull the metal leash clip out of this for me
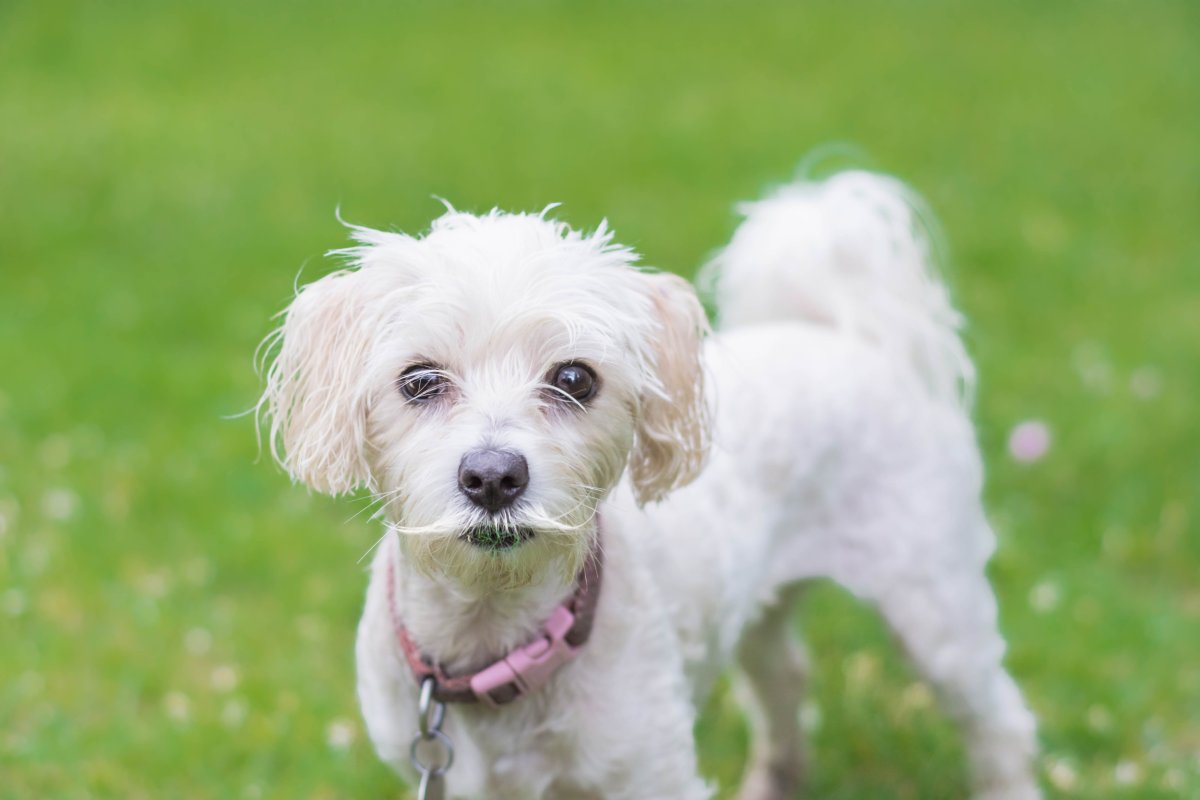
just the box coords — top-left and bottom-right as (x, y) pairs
(410, 676), (454, 800)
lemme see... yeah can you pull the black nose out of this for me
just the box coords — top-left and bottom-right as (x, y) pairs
(457, 449), (529, 513)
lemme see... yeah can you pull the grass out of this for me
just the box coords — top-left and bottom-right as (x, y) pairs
(1, 0), (1197, 797)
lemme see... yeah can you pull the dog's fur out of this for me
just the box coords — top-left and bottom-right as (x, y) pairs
(259, 171), (1040, 799)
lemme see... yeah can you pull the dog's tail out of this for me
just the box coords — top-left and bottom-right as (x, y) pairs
(705, 170), (974, 407)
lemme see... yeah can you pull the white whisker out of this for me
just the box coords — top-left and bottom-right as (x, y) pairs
(356, 529), (392, 565)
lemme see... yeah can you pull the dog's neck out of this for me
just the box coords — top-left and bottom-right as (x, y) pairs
(388, 535), (586, 676)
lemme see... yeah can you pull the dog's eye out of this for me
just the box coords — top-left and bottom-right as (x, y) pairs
(398, 364), (449, 403)
(549, 363), (597, 404)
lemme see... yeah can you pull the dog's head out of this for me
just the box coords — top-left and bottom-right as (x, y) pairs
(259, 209), (709, 587)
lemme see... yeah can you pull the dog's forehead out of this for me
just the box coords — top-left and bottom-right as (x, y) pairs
(418, 271), (630, 368)
(377, 213), (654, 372)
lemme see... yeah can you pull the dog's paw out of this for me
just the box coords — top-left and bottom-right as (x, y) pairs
(972, 781), (1042, 800)
(736, 759), (803, 800)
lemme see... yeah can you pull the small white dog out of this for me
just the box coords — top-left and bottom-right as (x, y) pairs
(259, 171), (1040, 799)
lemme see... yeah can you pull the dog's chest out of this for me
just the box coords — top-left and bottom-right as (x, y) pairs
(443, 707), (604, 799)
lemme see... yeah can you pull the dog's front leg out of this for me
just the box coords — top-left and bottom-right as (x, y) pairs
(548, 584), (714, 800)
(563, 690), (713, 800)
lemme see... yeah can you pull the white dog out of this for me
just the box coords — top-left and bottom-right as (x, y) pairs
(259, 171), (1040, 799)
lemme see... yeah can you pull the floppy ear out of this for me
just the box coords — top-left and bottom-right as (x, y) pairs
(629, 272), (712, 505)
(258, 269), (378, 495)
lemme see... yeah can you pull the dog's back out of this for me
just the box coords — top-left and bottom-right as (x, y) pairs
(641, 171), (1040, 799)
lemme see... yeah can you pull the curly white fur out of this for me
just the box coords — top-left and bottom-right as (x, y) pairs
(259, 171), (1040, 799)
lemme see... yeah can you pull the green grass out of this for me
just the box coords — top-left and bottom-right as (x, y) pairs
(2, 0), (1197, 797)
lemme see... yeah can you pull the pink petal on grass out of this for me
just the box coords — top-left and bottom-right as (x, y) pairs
(1008, 420), (1051, 464)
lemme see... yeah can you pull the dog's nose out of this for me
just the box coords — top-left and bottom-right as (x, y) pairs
(457, 449), (529, 513)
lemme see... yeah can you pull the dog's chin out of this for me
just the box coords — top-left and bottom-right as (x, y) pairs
(460, 525), (535, 552)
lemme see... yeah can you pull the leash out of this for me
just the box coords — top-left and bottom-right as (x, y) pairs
(389, 531), (604, 799)
(410, 676), (452, 800)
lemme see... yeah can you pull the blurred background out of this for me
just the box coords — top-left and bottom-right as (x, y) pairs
(2, 0), (1197, 797)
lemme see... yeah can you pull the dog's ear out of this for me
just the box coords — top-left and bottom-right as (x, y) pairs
(258, 269), (378, 495)
(629, 272), (712, 505)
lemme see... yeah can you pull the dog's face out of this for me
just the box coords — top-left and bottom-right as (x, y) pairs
(260, 210), (709, 588)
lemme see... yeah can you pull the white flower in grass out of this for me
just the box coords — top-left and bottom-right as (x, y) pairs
(139, 570), (170, 600)
(898, 681), (933, 715)
(164, 691), (191, 722)
(211, 665), (239, 693)
(844, 651), (879, 692)
(1114, 759), (1142, 786)
(799, 701), (821, 732)
(184, 627), (212, 656)
(1045, 757), (1078, 791)
(41, 488), (78, 521)
(1129, 366), (1162, 400)
(1008, 420), (1051, 464)
(1028, 580), (1061, 613)
(326, 718), (356, 751)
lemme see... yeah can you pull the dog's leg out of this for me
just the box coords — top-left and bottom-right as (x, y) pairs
(734, 586), (808, 800)
(862, 566), (1040, 800)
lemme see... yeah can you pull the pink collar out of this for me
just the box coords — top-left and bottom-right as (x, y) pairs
(387, 535), (604, 708)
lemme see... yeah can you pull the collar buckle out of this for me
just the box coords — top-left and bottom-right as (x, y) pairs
(468, 605), (579, 707)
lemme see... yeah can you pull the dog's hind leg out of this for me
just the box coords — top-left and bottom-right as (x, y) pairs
(849, 560), (1040, 800)
(734, 585), (808, 800)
